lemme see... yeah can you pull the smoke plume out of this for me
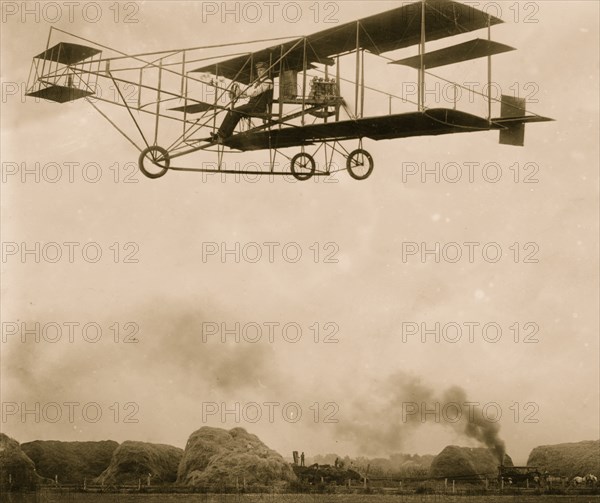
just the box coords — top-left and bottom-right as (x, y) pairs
(335, 372), (506, 461)
(3, 303), (505, 461)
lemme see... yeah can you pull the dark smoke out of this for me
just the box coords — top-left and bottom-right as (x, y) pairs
(141, 308), (281, 393)
(335, 372), (506, 461)
(441, 386), (506, 462)
(3, 300), (284, 404)
(332, 372), (435, 454)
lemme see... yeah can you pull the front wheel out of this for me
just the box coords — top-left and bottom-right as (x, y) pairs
(290, 152), (316, 181)
(347, 149), (374, 180)
(138, 146), (170, 179)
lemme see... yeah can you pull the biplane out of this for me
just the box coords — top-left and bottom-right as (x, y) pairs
(25, 0), (552, 181)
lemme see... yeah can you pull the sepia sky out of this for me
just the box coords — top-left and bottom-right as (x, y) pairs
(1, 1), (598, 465)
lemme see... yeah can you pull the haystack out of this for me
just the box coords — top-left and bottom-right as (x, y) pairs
(527, 440), (599, 477)
(177, 427), (296, 487)
(95, 441), (183, 486)
(22, 440), (118, 484)
(430, 445), (513, 482)
(0, 433), (40, 490)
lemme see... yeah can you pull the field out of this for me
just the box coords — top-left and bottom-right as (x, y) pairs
(4, 493), (600, 503)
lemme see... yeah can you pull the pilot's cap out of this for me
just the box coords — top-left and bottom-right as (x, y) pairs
(255, 62), (269, 71)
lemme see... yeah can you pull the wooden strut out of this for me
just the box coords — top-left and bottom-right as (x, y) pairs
(107, 72), (151, 152)
(137, 68), (143, 109)
(324, 64), (329, 124)
(355, 21), (360, 118)
(268, 145), (277, 173)
(85, 97), (142, 152)
(487, 13), (492, 122)
(217, 142), (224, 170)
(183, 68), (188, 139)
(335, 55), (341, 122)
(419, 0), (426, 111)
(39, 26), (54, 91)
(302, 37), (307, 126)
(323, 141), (338, 174)
(154, 60), (162, 145)
(278, 44), (284, 128)
(360, 49), (365, 118)
(214, 62), (219, 132)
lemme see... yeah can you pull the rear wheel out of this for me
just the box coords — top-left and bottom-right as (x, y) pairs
(290, 152), (316, 181)
(138, 146), (170, 179)
(347, 149), (374, 180)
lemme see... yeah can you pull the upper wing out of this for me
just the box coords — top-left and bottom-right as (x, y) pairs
(191, 0), (503, 84)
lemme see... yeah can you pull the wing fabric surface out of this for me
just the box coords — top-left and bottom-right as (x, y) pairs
(224, 109), (492, 151)
(192, 1), (503, 84)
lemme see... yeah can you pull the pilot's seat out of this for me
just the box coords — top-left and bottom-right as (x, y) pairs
(247, 87), (274, 124)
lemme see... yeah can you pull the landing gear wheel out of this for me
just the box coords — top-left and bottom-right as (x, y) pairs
(290, 152), (316, 181)
(347, 149), (374, 180)
(138, 146), (170, 179)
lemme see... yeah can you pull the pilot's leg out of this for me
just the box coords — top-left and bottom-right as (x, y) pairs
(218, 102), (254, 138)
(217, 110), (240, 138)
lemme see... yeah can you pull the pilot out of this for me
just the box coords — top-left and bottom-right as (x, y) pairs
(213, 61), (274, 140)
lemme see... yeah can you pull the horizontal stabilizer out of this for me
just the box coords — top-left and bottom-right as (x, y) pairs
(34, 42), (101, 65)
(27, 41), (102, 103)
(26, 85), (94, 103)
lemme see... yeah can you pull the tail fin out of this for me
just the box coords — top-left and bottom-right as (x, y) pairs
(499, 95), (526, 146)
